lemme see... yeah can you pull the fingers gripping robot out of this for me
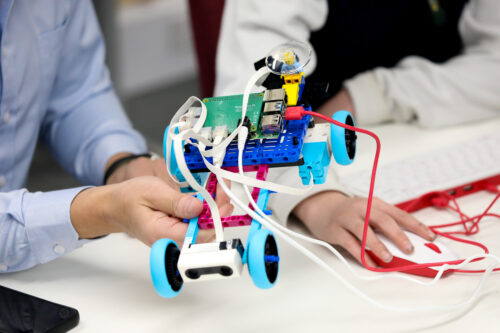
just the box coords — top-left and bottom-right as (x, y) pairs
(150, 41), (357, 297)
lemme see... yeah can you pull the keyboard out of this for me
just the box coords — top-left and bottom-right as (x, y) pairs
(339, 132), (500, 204)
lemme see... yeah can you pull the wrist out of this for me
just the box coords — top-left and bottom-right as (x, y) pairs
(105, 152), (134, 171)
(70, 186), (120, 239)
(316, 89), (355, 122)
(293, 191), (348, 221)
(104, 152), (153, 184)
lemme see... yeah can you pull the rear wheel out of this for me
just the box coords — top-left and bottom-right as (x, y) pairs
(248, 229), (279, 289)
(150, 239), (183, 298)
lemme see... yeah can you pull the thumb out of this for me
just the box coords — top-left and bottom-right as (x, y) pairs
(175, 195), (203, 218)
(147, 182), (203, 219)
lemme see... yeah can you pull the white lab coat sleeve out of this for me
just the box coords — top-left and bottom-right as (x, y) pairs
(214, 0), (328, 96)
(345, 0), (500, 128)
(266, 164), (351, 226)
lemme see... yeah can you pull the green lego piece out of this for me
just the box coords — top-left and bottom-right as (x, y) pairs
(202, 93), (278, 139)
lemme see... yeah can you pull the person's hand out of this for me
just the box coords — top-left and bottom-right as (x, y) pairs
(293, 191), (436, 266)
(316, 88), (355, 122)
(71, 176), (214, 246)
(104, 154), (234, 216)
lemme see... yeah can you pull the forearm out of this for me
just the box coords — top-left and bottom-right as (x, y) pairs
(42, 0), (146, 185)
(44, 90), (147, 185)
(267, 164), (350, 225)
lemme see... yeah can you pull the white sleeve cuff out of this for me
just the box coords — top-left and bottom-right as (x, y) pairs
(344, 71), (393, 126)
(267, 165), (349, 226)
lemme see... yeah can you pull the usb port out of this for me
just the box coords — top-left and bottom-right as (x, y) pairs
(463, 185), (473, 191)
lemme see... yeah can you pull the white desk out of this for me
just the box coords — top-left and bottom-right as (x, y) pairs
(2, 118), (500, 332)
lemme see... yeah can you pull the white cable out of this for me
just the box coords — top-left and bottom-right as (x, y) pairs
(174, 128), (313, 195)
(172, 131), (225, 242)
(167, 65), (309, 195)
(238, 142), (500, 283)
(196, 67), (270, 159)
(233, 117), (500, 311)
(166, 96), (207, 185)
(235, 129), (449, 284)
(216, 171), (499, 312)
(234, 128), (451, 284)
(236, 129), (408, 278)
(211, 134), (227, 167)
(165, 66), (288, 241)
(199, 148), (311, 195)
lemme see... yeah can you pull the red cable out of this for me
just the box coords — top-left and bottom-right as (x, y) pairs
(301, 109), (500, 274)
(429, 193), (500, 273)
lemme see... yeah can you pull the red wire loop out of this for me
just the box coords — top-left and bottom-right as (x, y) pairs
(303, 110), (500, 275)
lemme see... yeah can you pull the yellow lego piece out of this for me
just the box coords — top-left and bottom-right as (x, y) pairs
(283, 73), (303, 85)
(281, 73), (304, 106)
(283, 83), (299, 106)
(283, 50), (296, 65)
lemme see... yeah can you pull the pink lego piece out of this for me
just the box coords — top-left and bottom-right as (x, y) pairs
(198, 165), (269, 229)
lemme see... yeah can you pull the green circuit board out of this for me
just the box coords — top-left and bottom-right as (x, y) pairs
(202, 93), (276, 139)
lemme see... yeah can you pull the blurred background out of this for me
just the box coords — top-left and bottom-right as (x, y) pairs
(28, 0), (212, 191)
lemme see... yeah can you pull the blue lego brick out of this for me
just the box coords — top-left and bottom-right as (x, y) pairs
(184, 193), (204, 245)
(183, 115), (312, 170)
(299, 141), (331, 185)
(176, 172), (209, 193)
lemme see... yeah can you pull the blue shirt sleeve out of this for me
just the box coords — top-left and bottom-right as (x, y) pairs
(0, 0), (148, 273)
(0, 187), (91, 273)
(41, 0), (147, 186)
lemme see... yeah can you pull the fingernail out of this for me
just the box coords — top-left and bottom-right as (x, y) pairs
(429, 230), (437, 240)
(179, 196), (202, 217)
(404, 241), (414, 254)
(382, 251), (393, 263)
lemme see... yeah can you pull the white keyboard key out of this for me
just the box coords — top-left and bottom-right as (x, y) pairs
(340, 132), (500, 204)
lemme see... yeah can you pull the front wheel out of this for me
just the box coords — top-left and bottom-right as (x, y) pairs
(330, 110), (356, 165)
(248, 229), (279, 289)
(150, 239), (183, 298)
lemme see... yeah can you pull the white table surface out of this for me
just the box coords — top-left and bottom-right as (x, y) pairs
(2, 117), (500, 333)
